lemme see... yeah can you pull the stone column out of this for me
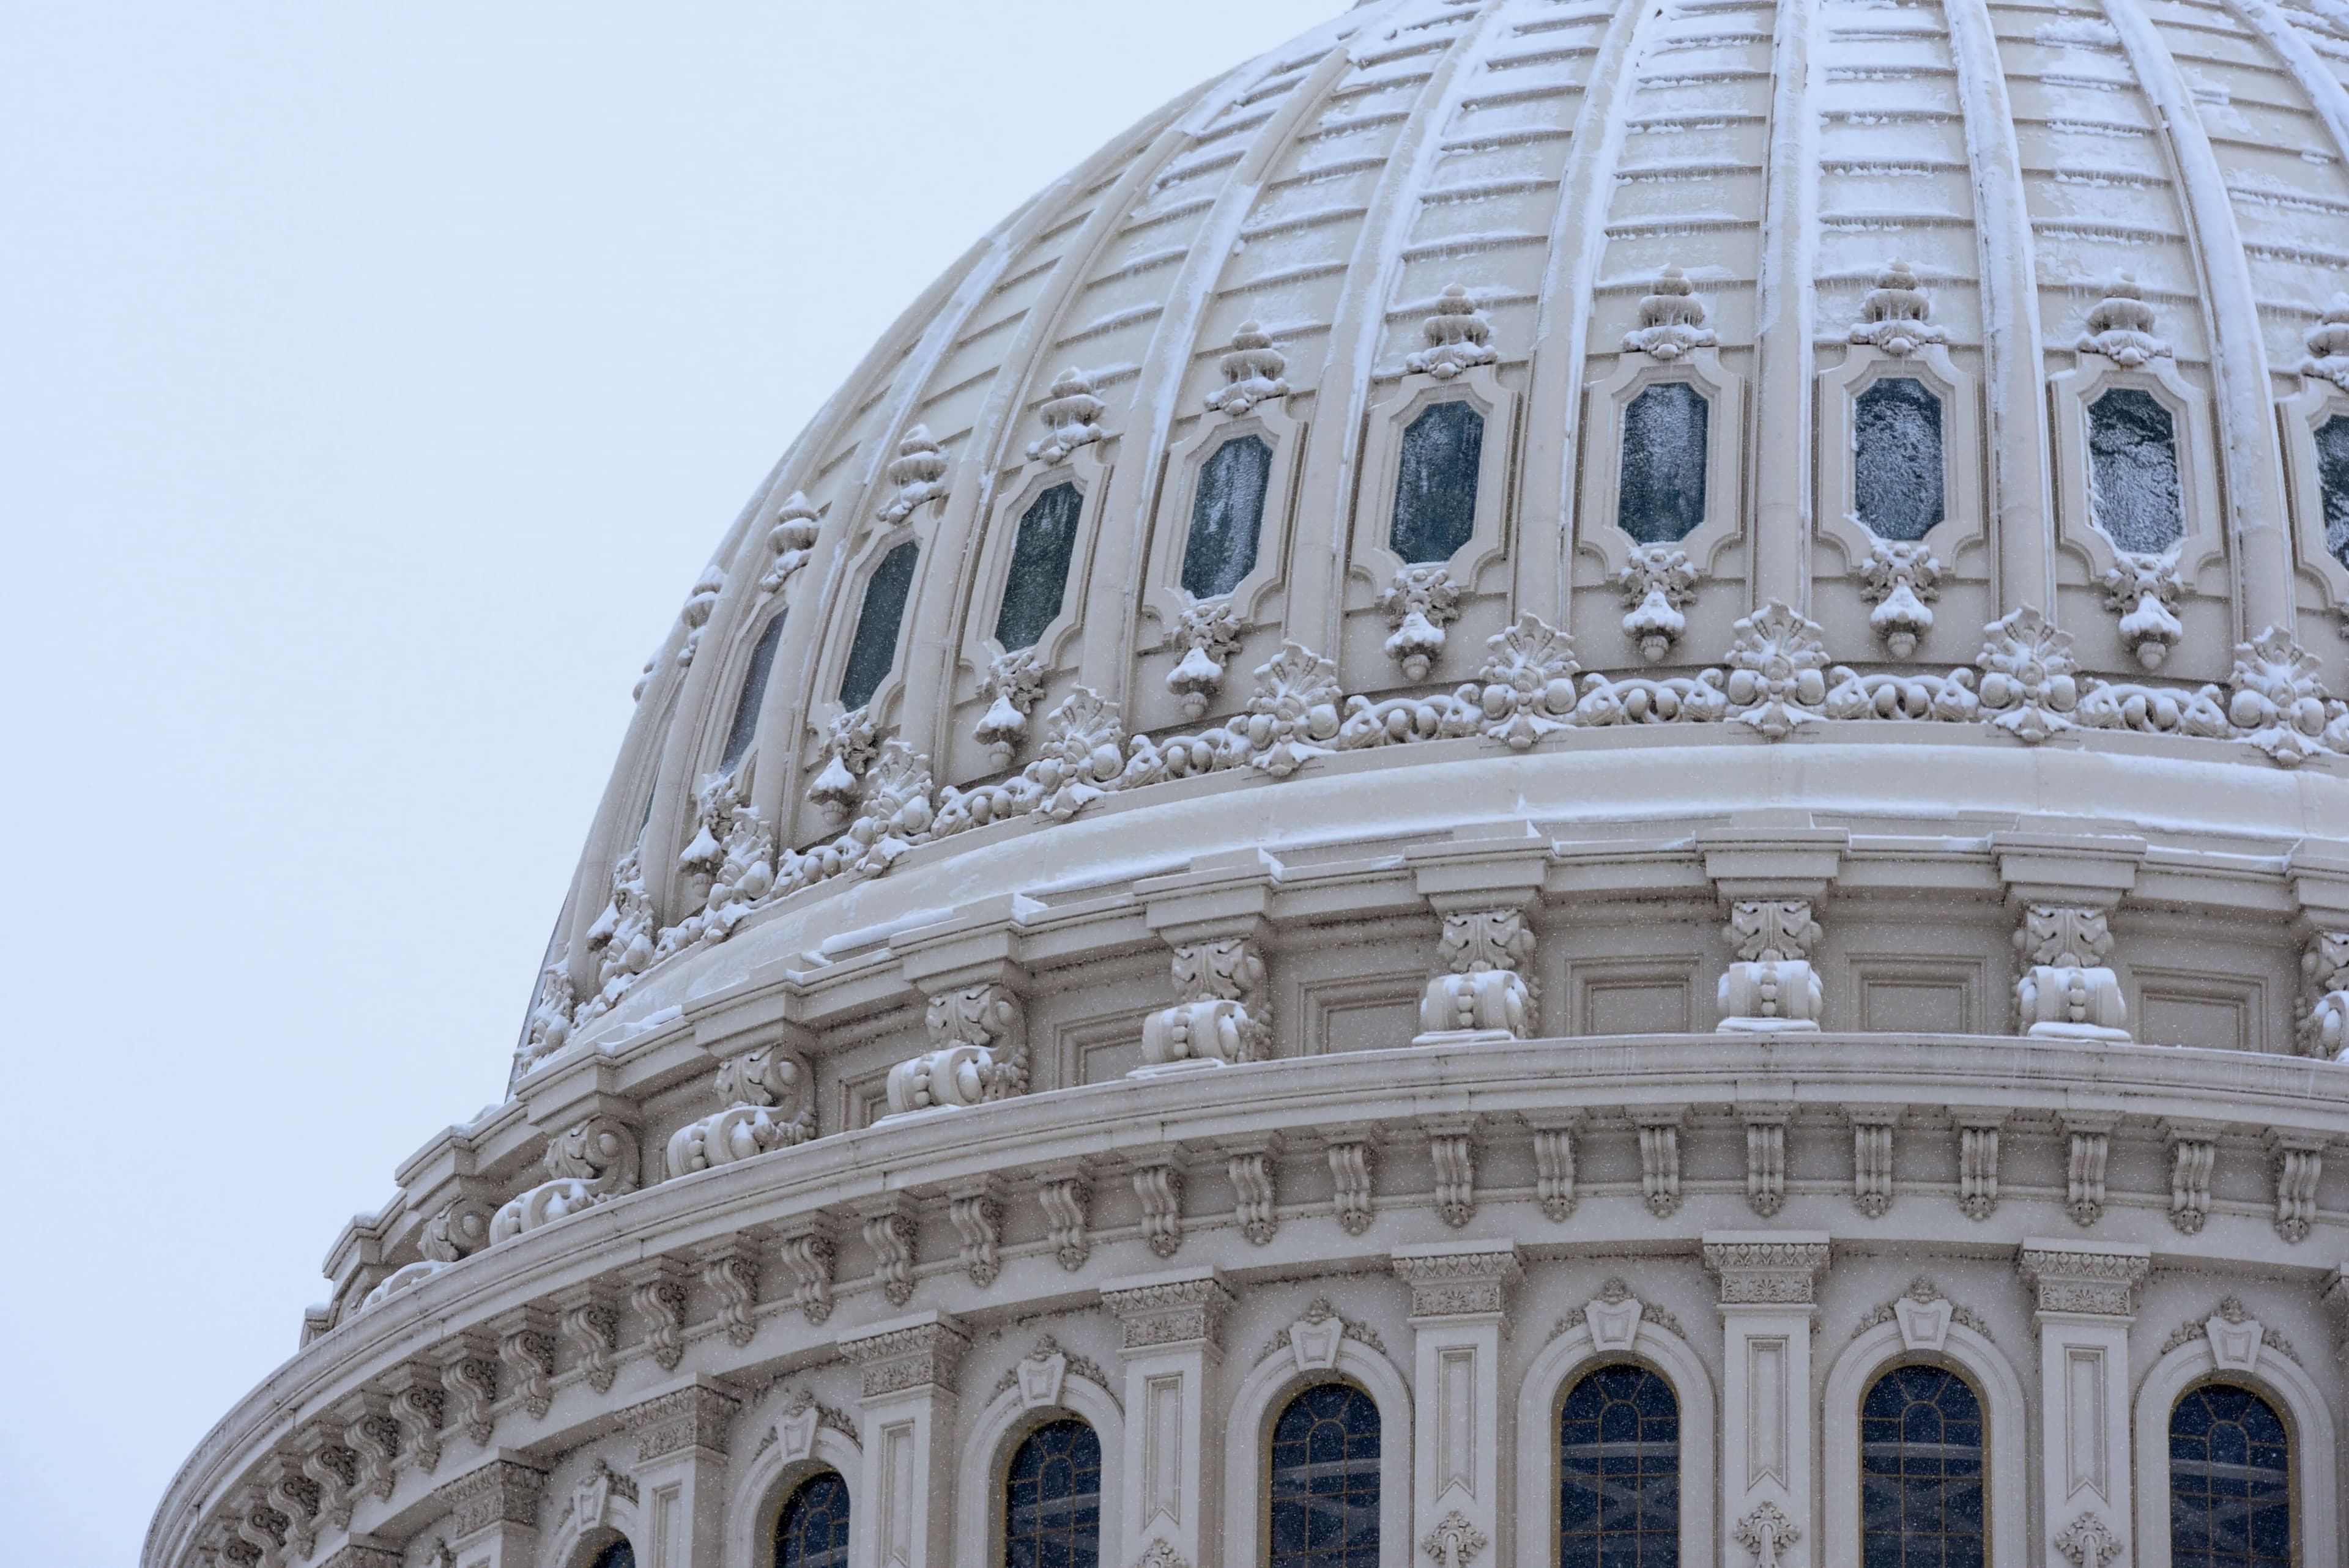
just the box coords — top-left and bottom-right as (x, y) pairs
(429, 1455), (546, 1568)
(840, 1311), (970, 1568)
(1392, 1242), (1520, 1565)
(1704, 1232), (1831, 1568)
(1101, 1267), (1233, 1568)
(2017, 1241), (2150, 1568)
(620, 1379), (741, 1568)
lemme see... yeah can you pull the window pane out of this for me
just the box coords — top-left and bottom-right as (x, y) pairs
(2170, 1383), (2291, 1568)
(1269, 1383), (1381, 1568)
(2317, 415), (2349, 571)
(1185, 435), (1272, 599)
(1559, 1364), (1680, 1568)
(1390, 401), (1484, 564)
(995, 483), (1084, 651)
(592, 1544), (636, 1568)
(1004, 1419), (1101, 1568)
(839, 541), (919, 709)
(719, 613), (787, 771)
(1860, 1366), (1985, 1567)
(2087, 387), (2184, 553)
(1855, 377), (1945, 542)
(1619, 382), (1709, 544)
(774, 1473), (851, 1568)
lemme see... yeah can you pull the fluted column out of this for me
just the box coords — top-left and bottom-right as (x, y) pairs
(842, 1312), (970, 1568)
(2017, 1241), (2150, 1568)
(1393, 1243), (1520, 1565)
(1102, 1267), (1233, 1568)
(620, 1380), (741, 1568)
(1705, 1233), (1831, 1568)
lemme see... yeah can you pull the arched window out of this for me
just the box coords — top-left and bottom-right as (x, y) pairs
(1267, 1381), (1380, 1568)
(839, 541), (918, 709)
(773, 1472), (850, 1568)
(1391, 400), (1484, 564)
(1861, 1366), (1984, 1563)
(590, 1542), (636, 1568)
(1184, 435), (1272, 599)
(719, 613), (787, 772)
(1854, 377), (1944, 542)
(1004, 1418), (1102, 1568)
(2171, 1383), (2290, 1567)
(2087, 387), (2184, 553)
(1619, 382), (1709, 544)
(1559, 1364), (1679, 1566)
(2315, 415), (2349, 571)
(995, 483), (1083, 651)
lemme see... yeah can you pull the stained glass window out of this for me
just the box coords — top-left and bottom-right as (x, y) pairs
(2171, 1383), (2291, 1568)
(1268, 1382), (1381, 1568)
(839, 541), (918, 709)
(1558, 1364), (1679, 1568)
(719, 613), (786, 772)
(2087, 387), (2185, 553)
(1004, 1419), (1101, 1568)
(590, 1543), (636, 1568)
(995, 483), (1083, 651)
(1855, 377), (1945, 542)
(1619, 382), (1709, 544)
(774, 1473), (850, 1568)
(2316, 415), (2349, 571)
(1185, 435), (1272, 599)
(1390, 401), (1483, 564)
(1861, 1365), (1985, 1568)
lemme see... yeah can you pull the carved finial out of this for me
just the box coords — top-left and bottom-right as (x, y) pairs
(1406, 284), (1497, 379)
(975, 648), (1047, 767)
(1378, 564), (1461, 681)
(1857, 539), (1941, 657)
(1850, 259), (1946, 357)
(2099, 552), (2183, 670)
(1027, 366), (1107, 465)
(1206, 320), (1290, 415)
(1614, 544), (1698, 662)
(1165, 598), (1247, 719)
(2077, 274), (2172, 366)
(878, 425), (949, 522)
(760, 492), (822, 596)
(2301, 294), (2349, 391)
(1624, 265), (1716, 360)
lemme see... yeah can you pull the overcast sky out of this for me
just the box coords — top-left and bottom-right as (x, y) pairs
(0, 4), (1341, 1562)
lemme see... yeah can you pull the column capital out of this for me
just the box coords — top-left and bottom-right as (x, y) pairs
(317, 1539), (402, 1568)
(839, 1311), (971, 1399)
(2016, 1239), (2151, 1317)
(1391, 1241), (1521, 1320)
(1100, 1266), (1234, 1354)
(431, 1455), (547, 1545)
(1702, 1231), (1831, 1305)
(618, 1377), (743, 1462)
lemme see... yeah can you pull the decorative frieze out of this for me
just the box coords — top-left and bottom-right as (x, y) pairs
(1418, 909), (1536, 1040)
(622, 1380), (742, 1462)
(1100, 1272), (1233, 1353)
(1716, 900), (1823, 1033)
(2162, 1120), (2219, 1236)
(2016, 1241), (2150, 1316)
(2014, 906), (2129, 1041)
(949, 1176), (1005, 1287)
(976, 648), (1046, 766)
(625, 1258), (692, 1372)
(432, 1457), (546, 1543)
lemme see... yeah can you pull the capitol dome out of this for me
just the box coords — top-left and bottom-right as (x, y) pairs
(153, 0), (2349, 1566)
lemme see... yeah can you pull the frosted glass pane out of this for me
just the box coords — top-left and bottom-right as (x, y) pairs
(1390, 400), (1483, 563)
(718, 612), (786, 771)
(2317, 416), (2349, 571)
(2087, 388), (2184, 553)
(994, 483), (1083, 651)
(1619, 382), (1708, 544)
(1184, 435), (1271, 599)
(839, 541), (918, 709)
(1854, 377), (1944, 541)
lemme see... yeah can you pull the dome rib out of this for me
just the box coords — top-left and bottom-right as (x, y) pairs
(1753, 0), (1827, 608)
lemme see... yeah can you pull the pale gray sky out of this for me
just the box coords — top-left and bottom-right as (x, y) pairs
(0, 4), (1340, 1562)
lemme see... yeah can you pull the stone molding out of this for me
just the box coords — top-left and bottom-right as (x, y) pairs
(1391, 1241), (1521, 1320)
(431, 1457), (547, 1542)
(618, 1380), (743, 1462)
(1100, 1268), (1234, 1353)
(2016, 1241), (2152, 1317)
(839, 1313), (971, 1399)
(1702, 1232), (1831, 1304)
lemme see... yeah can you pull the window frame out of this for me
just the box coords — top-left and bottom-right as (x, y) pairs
(1817, 341), (1981, 583)
(1348, 360), (1520, 637)
(966, 453), (1110, 676)
(2048, 353), (2223, 595)
(770, 1470), (854, 1568)
(1553, 1359), (1685, 1567)
(728, 1418), (863, 1568)
(954, 1353), (1124, 1568)
(1263, 1377), (1386, 1568)
(1224, 1334), (1412, 1568)
(2165, 1377), (2295, 1568)
(1854, 1359), (1991, 1566)
(2276, 377), (2349, 617)
(2132, 1327), (2337, 1568)
(1144, 398), (1305, 646)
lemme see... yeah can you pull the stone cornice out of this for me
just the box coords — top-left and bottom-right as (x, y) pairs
(1702, 1231), (1833, 1305)
(2016, 1240), (2153, 1317)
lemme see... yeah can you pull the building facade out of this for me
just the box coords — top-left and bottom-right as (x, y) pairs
(152, 0), (2349, 1565)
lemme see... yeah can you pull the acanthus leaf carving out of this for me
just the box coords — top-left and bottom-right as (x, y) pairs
(1733, 1502), (1800, 1568)
(2052, 1511), (2125, 1568)
(1723, 603), (1830, 739)
(1419, 1509), (1487, 1568)
(1616, 544), (1698, 664)
(1718, 900), (1824, 1034)
(2099, 552), (2183, 671)
(886, 984), (1028, 1115)
(1419, 908), (1536, 1039)
(2014, 906), (2128, 1041)
(1857, 539), (1940, 659)
(2227, 627), (2332, 768)
(1976, 607), (2078, 742)
(669, 1044), (815, 1175)
(1142, 935), (1271, 1069)
(948, 1177), (1005, 1288)
(1379, 563), (1462, 682)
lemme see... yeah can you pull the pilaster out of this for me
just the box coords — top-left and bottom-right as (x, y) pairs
(620, 1378), (741, 1568)
(841, 1311), (970, 1568)
(1392, 1242), (1520, 1566)
(1704, 1232), (1831, 1568)
(1102, 1266), (1233, 1568)
(2017, 1240), (2150, 1568)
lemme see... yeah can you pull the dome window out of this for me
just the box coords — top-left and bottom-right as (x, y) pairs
(1003, 1418), (1102, 1567)
(2316, 415), (2349, 571)
(1860, 1366), (1984, 1564)
(1268, 1381), (1381, 1567)
(994, 483), (1084, 652)
(1559, 1364), (1679, 1564)
(719, 613), (786, 772)
(2086, 388), (2185, 555)
(1184, 434), (1272, 600)
(774, 1473), (850, 1568)
(839, 541), (919, 709)
(1853, 377), (1945, 542)
(1390, 399), (1485, 564)
(1617, 382), (1709, 545)
(2169, 1384), (2290, 1565)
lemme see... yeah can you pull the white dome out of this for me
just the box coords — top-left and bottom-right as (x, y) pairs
(152, 3), (2349, 1568)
